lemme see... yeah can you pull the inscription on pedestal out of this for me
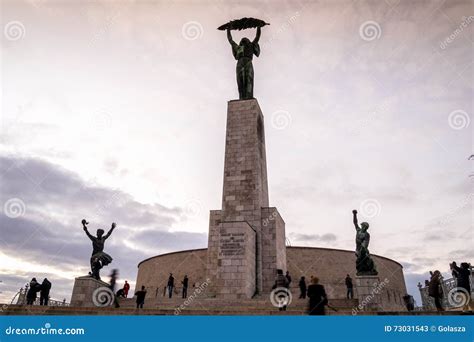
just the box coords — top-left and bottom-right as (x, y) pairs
(219, 233), (245, 257)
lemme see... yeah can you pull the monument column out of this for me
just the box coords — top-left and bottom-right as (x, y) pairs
(207, 99), (286, 299)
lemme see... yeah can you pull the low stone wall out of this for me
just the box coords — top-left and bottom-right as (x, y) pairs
(136, 246), (407, 311)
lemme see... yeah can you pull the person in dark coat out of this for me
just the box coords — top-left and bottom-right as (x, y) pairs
(272, 269), (290, 311)
(26, 278), (41, 305)
(403, 294), (415, 311)
(307, 276), (328, 315)
(428, 270), (444, 311)
(298, 276), (307, 299)
(167, 273), (175, 298)
(285, 271), (292, 286)
(450, 262), (471, 293)
(182, 275), (189, 299)
(450, 262), (472, 310)
(135, 286), (147, 309)
(345, 274), (354, 299)
(39, 278), (52, 306)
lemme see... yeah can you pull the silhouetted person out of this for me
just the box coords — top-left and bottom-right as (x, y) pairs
(345, 274), (353, 299)
(182, 275), (189, 299)
(135, 286), (147, 309)
(26, 278), (41, 305)
(428, 270), (444, 311)
(272, 269), (290, 311)
(403, 294), (415, 311)
(307, 276), (328, 315)
(39, 278), (51, 306)
(123, 280), (130, 298)
(450, 261), (472, 310)
(450, 262), (471, 294)
(116, 288), (126, 298)
(114, 288), (124, 308)
(298, 276), (307, 299)
(109, 269), (119, 292)
(167, 273), (175, 298)
(285, 271), (292, 286)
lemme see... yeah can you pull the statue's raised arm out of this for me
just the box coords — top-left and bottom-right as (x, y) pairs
(103, 222), (116, 240)
(82, 219), (94, 241)
(352, 210), (360, 230)
(253, 26), (261, 44)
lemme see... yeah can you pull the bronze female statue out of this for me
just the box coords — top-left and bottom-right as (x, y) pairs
(219, 17), (268, 100)
(226, 27), (261, 100)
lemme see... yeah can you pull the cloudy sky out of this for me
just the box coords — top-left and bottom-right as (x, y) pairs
(0, 0), (472, 305)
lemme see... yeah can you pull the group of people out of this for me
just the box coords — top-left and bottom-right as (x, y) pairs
(427, 261), (472, 312)
(164, 273), (189, 299)
(115, 280), (130, 299)
(274, 270), (329, 315)
(26, 278), (52, 305)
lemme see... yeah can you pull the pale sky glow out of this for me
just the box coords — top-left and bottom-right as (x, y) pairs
(0, 0), (472, 304)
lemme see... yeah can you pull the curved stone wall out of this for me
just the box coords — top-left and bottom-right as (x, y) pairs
(136, 246), (407, 311)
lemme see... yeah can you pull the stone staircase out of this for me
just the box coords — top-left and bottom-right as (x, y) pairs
(102, 296), (359, 315)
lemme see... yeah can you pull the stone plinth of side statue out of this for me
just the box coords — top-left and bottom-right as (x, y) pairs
(70, 276), (110, 307)
(355, 275), (382, 312)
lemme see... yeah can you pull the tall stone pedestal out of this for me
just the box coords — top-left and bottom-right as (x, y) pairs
(355, 275), (382, 312)
(70, 276), (110, 307)
(207, 99), (286, 299)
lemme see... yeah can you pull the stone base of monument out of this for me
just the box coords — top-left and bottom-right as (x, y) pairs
(355, 275), (382, 312)
(70, 276), (110, 307)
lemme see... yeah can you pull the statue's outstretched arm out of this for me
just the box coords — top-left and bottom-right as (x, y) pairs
(83, 225), (94, 241)
(227, 29), (236, 46)
(253, 27), (261, 44)
(104, 222), (116, 240)
(352, 210), (360, 230)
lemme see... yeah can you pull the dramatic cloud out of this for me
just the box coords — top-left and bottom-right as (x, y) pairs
(0, 155), (207, 302)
